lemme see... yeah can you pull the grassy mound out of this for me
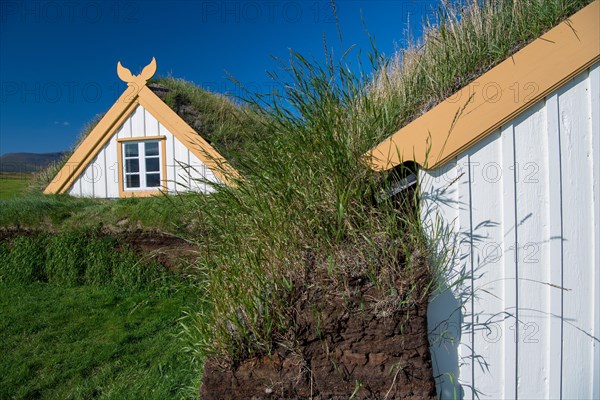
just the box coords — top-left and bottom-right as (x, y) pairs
(0, 229), (171, 287)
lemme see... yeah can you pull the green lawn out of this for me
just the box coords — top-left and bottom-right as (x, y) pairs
(0, 193), (194, 234)
(0, 283), (202, 399)
(0, 174), (32, 199)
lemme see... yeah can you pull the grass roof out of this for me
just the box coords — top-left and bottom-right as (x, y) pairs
(148, 77), (264, 163)
(367, 0), (593, 138)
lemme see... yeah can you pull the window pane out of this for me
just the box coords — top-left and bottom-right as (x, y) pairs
(125, 143), (138, 157)
(126, 174), (140, 188)
(125, 159), (139, 173)
(145, 142), (159, 156)
(146, 173), (161, 187)
(145, 157), (160, 172)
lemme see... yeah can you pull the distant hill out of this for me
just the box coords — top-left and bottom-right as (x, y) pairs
(0, 152), (65, 173)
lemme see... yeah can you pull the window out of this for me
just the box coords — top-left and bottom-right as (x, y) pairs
(121, 140), (163, 191)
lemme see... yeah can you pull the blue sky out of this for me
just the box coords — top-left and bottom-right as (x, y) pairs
(0, 0), (439, 155)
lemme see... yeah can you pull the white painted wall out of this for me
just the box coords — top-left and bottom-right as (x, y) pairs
(423, 62), (599, 399)
(68, 104), (221, 197)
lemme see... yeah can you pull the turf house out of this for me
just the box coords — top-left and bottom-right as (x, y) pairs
(44, 58), (238, 198)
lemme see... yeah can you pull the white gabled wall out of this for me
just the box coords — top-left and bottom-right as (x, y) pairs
(423, 62), (599, 399)
(68, 104), (221, 197)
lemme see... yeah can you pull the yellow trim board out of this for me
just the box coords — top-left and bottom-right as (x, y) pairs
(119, 189), (165, 198)
(161, 139), (168, 191)
(45, 57), (239, 194)
(364, 0), (600, 171)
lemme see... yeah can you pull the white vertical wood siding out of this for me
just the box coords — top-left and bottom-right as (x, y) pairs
(424, 62), (599, 399)
(68, 104), (221, 197)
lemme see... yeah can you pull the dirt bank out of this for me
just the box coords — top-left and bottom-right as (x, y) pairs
(201, 267), (436, 400)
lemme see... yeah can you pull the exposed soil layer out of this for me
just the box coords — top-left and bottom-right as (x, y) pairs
(0, 227), (197, 269)
(201, 269), (436, 400)
(112, 229), (197, 269)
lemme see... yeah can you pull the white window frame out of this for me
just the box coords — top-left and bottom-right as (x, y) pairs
(119, 139), (164, 192)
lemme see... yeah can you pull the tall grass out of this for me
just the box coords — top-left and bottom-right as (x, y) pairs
(182, 0), (592, 364)
(182, 43), (427, 363)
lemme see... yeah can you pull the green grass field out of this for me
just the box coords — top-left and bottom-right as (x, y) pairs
(0, 229), (204, 399)
(0, 173), (32, 199)
(0, 283), (202, 399)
